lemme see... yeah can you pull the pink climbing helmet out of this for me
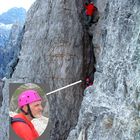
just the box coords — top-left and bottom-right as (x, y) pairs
(18, 90), (42, 108)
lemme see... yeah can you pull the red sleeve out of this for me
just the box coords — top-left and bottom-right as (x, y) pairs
(12, 122), (36, 140)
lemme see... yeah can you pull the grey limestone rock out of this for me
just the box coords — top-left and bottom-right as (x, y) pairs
(0, 0), (84, 139)
(67, 0), (140, 140)
(1, 0), (140, 140)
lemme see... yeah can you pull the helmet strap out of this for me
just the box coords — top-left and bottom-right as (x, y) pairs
(27, 104), (35, 118)
(20, 107), (28, 115)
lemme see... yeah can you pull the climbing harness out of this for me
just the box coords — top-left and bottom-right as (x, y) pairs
(10, 117), (26, 124)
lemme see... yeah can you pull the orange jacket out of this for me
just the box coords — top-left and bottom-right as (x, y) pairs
(84, 3), (96, 16)
(11, 113), (39, 140)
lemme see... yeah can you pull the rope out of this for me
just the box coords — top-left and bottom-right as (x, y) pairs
(46, 80), (82, 96)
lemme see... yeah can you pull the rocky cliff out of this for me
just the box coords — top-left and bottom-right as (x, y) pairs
(0, 0), (140, 140)
(68, 0), (140, 140)
(0, 0), (83, 139)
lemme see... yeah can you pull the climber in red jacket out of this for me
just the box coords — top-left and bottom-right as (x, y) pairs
(85, 77), (93, 87)
(84, 1), (97, 26)
(11, 90), (43, 140)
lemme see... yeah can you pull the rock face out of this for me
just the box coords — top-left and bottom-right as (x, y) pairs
(0, 0), (84, 139)
(4, 24), (24, 78)
(0, 79), (4, 106)
(67, 0), (140, 140)
(1, 0), (140, 140)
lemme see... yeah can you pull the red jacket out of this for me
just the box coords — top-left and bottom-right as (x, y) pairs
(11, 113), (39, 140)
(84, 3), (96, 16)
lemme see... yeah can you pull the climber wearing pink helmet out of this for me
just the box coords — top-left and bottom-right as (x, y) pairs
(18, 89), (42, 118)
(11, 90), (43, 140)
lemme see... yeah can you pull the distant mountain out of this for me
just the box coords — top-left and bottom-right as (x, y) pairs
(0, 7), (26, 78)
(0, 7), (26, 24)
(0, 23), (24, 78)
(0, 7), (26, 48)
(0, 23), (13, 47)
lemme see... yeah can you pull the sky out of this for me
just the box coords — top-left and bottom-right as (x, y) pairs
(0, 0), (36, 14)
